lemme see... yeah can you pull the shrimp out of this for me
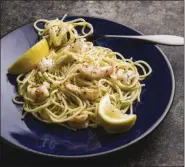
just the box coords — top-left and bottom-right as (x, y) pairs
(116, 69), (135, 84)
(79, 64), (114, 80)
(29, 82), (50, 101)
(68, 112), (89, 129)
(69, 38), (89, 53)
(65, 84), (99, 100)
(71, 112), (88, 123)
(37, 57), (54, 72)
(68, 119), (89, 129)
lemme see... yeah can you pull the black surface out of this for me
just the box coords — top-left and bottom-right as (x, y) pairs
(0, 1), (184, 166)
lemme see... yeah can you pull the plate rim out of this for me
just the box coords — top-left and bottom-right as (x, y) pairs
(0, 15), (175, 158)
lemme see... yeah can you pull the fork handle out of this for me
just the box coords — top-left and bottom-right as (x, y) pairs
(105, 35), (184, 46)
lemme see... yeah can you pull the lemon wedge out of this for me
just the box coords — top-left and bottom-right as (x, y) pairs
(98, 94), (137, 133)
(8, 38), (49, 74)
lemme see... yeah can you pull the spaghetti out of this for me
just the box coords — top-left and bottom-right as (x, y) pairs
(13, 15), (152, 130)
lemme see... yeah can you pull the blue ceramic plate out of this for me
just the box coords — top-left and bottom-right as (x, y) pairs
(1, 16), (175, 158)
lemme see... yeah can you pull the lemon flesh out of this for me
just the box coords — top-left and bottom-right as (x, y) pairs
(98, 94), (137, 133)
(8, 38), (49, 74)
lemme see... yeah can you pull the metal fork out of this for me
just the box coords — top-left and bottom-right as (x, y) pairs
(86, 34), (184, 46)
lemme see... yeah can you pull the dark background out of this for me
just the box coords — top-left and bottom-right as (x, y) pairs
(0, 1), (184, 166)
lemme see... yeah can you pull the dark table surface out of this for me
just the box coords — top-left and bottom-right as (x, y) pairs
(0, 1), (184, 166)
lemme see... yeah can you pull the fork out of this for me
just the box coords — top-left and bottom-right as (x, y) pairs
(86, 34), (184, 46)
